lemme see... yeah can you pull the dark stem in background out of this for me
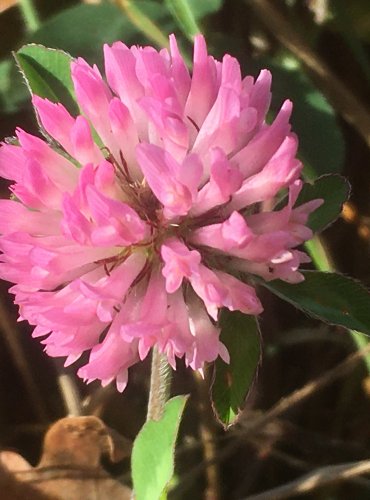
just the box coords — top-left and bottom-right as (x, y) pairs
(146, 347), (171, 421)
(173, 343), (370, 496)
(0, 297), (49, 423)
(194, 371), (221, 500)
(247, 0), (370, 148)
(55, 371), (82, 417)
(243, 459), (370, 500)
(18, 0), (40, 33)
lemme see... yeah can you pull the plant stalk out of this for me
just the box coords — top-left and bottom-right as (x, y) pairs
(146, 347), (171, 421)
(18, 0), (40, 33)
(114, 0), (169, 49)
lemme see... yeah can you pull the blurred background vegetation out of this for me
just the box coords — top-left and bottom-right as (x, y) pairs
(0, 1), (369, 498)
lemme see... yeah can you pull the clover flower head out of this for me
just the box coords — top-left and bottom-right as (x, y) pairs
(0, 35), (321, 391)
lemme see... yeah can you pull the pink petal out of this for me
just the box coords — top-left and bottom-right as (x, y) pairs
(71, 115), (103, 165)
(103, 42), (146, 138)
(192, 55), (242, 159)
(191, 148), (242, 215)
(186, 293), (228, 370)
(136, 143), (196, 218)
(71, 58), (114, 151)
(248, 69), (272, 125)
(189, 265), (262, 319)
(16, 129), (78, 190)
(85, 186), (149, 246)
(161, 238), (201, 293)
(78, 310), (139, 392)
(191, 211), (254, 253)
(0, 143), (24, 182)
(232, 99), (293, 178)
(108, 98), (141, 179)
(229, 135), (301, 211)
(185, 35), (219, 130)
(0, 200), (61, 235)
(32, 96), (74, 152)
(169, 34), (191, 107)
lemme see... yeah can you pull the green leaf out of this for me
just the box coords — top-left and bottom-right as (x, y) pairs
(263, 271), (370, 336)
(0, 58), (28, 113)
(165, 0), (202, 40)
(253, 55), (345, 179)
(14, 44), (77, 114)
(297, 175), (350, 232)
(212, 311), (261, 428)
(27, 2), (174, 65)
(186, 0), (223, 18)
(28, 3), (136, 64)
(132, 395), (188, 500)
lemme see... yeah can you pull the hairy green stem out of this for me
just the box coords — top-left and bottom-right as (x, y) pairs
(146, 347), (171, 421)
(19, 0), (40, 33)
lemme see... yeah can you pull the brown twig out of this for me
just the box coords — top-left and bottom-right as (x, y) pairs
(0, 294), (81, 419)
(238, 343), (370, 436)
(243, 460), (370, 499)
(194, 371), (221, 500)
(247, 0), (370, 148)
(0, 297), (49, 422)
(247, 435), (370, 489)
(174, 344), (370, 495)
(55, 373), (81, 417)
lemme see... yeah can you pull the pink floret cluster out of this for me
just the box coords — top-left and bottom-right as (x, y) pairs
(0, 35), (321, 391)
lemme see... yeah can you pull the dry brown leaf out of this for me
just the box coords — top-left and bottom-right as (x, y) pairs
(0, 0), (17, 14)
(0, 450), (33, 472)
(0, 461), (59, 500)
(38, 415), (131, 468)
(2, 416), (132, 500)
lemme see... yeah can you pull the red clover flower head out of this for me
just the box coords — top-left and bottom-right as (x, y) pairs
(0, 35), (321, 391)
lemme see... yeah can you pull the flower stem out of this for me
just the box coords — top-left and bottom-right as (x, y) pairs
(18, 0), (40, 33)
(114, 0), (169, 49)
(146, 347), (171, 421)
